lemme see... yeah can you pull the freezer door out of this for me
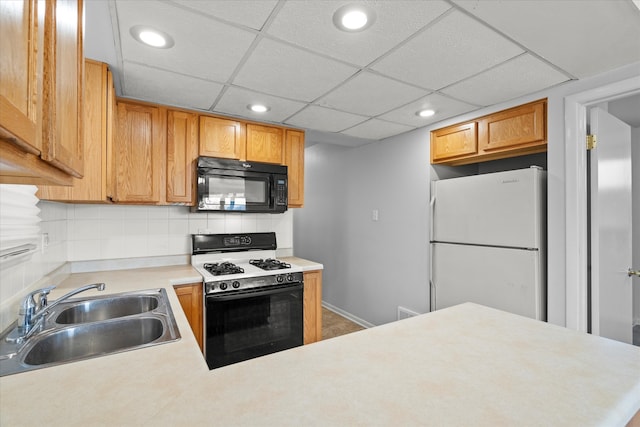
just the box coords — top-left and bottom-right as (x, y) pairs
(431, 243), (546, 320)
(432, 167), (545, 249)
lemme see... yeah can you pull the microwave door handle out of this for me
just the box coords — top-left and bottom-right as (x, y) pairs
(269, 176), (276, 208)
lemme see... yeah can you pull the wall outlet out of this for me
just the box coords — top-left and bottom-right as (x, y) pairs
(41, 233), (49, 253)
(371, 209), (379, 221)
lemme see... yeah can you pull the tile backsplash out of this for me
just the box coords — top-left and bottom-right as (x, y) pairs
(66, 204), (293, 261)
(0, 199), (293, 332)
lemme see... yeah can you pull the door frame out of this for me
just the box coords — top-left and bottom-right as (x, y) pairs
(564, 75), (640, 332)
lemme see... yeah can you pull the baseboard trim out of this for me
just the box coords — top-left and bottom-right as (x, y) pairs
(322, 301), (375, 329)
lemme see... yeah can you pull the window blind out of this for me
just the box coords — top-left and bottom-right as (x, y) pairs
(0, 184), (41, 265)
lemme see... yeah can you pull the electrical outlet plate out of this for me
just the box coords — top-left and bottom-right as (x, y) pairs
(41, 233), (49, 253)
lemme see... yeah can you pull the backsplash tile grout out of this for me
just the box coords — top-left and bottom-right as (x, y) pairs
(0, 199), (293, 333)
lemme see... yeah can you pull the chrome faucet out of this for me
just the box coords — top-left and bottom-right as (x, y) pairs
(16, 283), (106, 339)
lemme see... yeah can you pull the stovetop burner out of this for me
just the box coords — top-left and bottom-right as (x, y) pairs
(249, 258), (292, 271)
(203, 262), (245, 276)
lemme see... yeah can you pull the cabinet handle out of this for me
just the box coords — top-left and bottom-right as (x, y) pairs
(629, 268), (640, 278)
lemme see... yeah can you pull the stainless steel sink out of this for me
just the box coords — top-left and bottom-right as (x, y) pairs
(23, 317), (165, 366)
(55, 295), (159, 324)
(0, 288), (181, 376)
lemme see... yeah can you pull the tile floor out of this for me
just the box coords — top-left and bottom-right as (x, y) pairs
(322, 307), (365, 340)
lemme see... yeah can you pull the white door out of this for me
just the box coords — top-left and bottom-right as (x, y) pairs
(589, 107), (633, 343)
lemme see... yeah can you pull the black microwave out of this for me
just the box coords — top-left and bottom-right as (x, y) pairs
(194, 157), (288, 213)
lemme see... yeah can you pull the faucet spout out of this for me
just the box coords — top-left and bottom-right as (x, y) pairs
(36, 283), (106, 320)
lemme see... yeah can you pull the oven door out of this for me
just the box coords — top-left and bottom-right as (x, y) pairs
(204, 283), (303, 369)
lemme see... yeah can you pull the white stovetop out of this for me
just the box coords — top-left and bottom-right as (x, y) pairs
(192, 250), (303, 282)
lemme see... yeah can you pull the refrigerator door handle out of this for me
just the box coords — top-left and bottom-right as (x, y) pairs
(429, 279), (436, 312)
(429, 186), (436, 241)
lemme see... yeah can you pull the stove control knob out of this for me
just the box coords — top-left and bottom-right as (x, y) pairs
(232, 281), (240, 289)
(286, 274), (294, 282)
(219, 282), (228, 290)
(276, 275), (284, 283)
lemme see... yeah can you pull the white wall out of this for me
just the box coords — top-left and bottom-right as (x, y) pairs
(295, 61), (640, 327)
(294, 130), (430, 325)
(632, 127), (640, 326)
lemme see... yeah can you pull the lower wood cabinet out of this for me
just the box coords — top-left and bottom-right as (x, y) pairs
(303, 270), (323, 344)
(174, 283), (203, 352)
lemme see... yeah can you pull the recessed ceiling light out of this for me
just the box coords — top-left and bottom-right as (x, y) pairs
(248, 104), (270, 113)
(130, 25), (174, 49)
(417, 109), (436, 118)
(333, 4), (376, 32)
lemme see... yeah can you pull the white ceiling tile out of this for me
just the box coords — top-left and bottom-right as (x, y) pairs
(123, 62), (223, 109)
(372, 10), (523, 90)
(267, 1), (452, 66)
(341, 119), (414, 140)
(214, 86), (306, 122)
(453, 0), (640, 78)
(317, 72), (429, 116)
(378, 93), (478, 127)
(116, 1), (256, 82)
(232, 38), (358, 102)
(441, 54), (570, 106)
(170, 0), (278, 30)
(285, 106), (368, 133)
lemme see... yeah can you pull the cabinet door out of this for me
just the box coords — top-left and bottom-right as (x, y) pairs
(0, 0), (41, 153)
(284, 129), (304, 208)
(174, 283), (203, 351)
(41, 0), (84, 178)
(303, 270), (323, 344)
(39, 60), (112, 202)
(167, 110), (198, 204)
(112, 101), (166, 203)
(199, 116), (245, 159)
(431, 121), (477, 163)
(246, 124), (284, 164)
(478, 99), (546, 153)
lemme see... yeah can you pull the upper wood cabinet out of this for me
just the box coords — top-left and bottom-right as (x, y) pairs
(431, 99), (547, 166)
(431, 122), (477, 163)
(38, 60), (114, 202)
(167, 110), (198, 203)
(111, 101), (166, 204)
(284, 129), (305, 208)
(199, 116), (245, 160)
(246, 124), (284, 164)
(0, 0), (84, 185)
(0, 0), (41, 153)
(41, 0), (84, 178)
(477, 100), (546, 153)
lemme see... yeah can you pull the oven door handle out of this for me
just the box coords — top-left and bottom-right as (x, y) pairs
(206, 283), (303, 302)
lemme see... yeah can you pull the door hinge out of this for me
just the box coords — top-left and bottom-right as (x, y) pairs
(586, 134), (597, 150)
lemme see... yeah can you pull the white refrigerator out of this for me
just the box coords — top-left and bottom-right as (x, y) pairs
(430, 167), (547, 320)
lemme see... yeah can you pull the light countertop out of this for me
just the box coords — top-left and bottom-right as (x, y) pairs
(1, 262), (639, 426)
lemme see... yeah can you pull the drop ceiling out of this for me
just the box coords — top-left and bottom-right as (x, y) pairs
(87, 0), (640, 147)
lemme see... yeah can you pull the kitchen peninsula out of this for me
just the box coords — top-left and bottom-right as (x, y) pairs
(1, 265), (639, 426)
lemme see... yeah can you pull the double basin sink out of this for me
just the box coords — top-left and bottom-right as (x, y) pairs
(0, 288), (181, 376)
